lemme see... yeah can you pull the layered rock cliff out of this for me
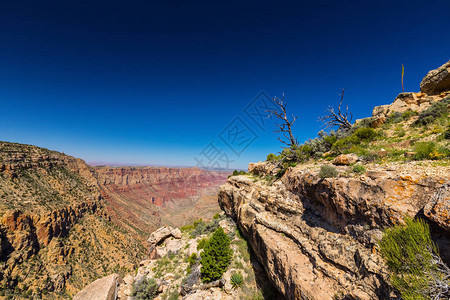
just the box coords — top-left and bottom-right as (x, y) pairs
(0, 142), (143, 299)
(94, 166), (229, 242)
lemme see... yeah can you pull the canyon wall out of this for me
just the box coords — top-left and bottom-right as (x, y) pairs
(0, 142), (143, 298)
(94, 166), (229, 242)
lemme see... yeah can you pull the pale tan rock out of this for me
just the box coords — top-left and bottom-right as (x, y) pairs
(73, 273), (121, 300)
(370, 116), (385, 128)
(333, 154), (358, 165)
(248, 161), (278, 176)
(165, 238), (183, 254)
(420, 60), (450, 95)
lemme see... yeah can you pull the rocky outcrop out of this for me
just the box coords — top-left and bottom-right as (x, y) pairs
(73, 273), (121, 300)
(372, 91), (448, 119)
(147, 225), (182, 259)
(218, 161), (450, 300)
(420, 60), (450, 95)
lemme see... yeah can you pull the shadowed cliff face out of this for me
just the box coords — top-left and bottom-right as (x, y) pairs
(93, 166), (229, 242)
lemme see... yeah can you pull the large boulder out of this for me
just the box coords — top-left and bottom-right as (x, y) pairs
(147, 226), (181, 245)
(73, 273), (121, 300)
(333, 154), (358, 166)
(420, 60), (450, 95)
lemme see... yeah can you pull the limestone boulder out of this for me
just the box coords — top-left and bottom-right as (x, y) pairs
(333, 154), (358, 165)
(73, 273), (121, 300)
(147, 226), (181, 245)
(248, 161), (278, 176)
(420, 60), (450, 95)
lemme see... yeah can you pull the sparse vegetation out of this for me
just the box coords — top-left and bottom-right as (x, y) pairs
(318, 165), (338, 179)
(414, 97), (449, 126)
(132, 277), (159, 300)
(352, 164), (366, 174)
(229, 170), (248, 178)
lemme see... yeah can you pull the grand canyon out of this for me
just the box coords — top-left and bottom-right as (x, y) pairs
(1, 2), (449, 300)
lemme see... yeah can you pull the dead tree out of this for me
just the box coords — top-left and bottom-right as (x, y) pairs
(266, 94), (298, 147)
(319, 89), (353, 131)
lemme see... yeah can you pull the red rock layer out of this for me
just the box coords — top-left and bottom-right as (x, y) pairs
(94, 166), (229, 241)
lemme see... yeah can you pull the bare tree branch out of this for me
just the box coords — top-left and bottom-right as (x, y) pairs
(266, 94), (298, 148)
(319, 89), (353, 131)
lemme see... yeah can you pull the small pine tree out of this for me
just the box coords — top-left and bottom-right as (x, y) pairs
(200, 227), (232, 283)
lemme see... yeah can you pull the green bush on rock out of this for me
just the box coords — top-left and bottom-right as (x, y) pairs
(230, 272), (244, 289)
(318, 165), (338, 179)
(132, 277), (158, 300)
(379, 218), (450, 300)
(200, 227), (232, 283)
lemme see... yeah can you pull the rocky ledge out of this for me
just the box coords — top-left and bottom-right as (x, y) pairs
(218, 161), (449, 300)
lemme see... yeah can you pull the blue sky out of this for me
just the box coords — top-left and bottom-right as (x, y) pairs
(0, 0), (449, 169)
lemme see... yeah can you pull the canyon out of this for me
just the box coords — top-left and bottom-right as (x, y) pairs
(0, 142), (229, 298)
(94, 166), (229, 242)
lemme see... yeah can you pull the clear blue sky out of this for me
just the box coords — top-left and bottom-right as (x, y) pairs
(1, 0), (449, 169)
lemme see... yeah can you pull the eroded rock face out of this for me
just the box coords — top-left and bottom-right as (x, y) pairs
(372, 91), (449, 118)
(424, 183), (450, 231)
(420, 60), (450, 95)
(218, 162), (450, 300)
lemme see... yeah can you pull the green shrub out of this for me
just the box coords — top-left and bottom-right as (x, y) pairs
(355, 117), (375, 128)
(197, 238), (208, 250)
(232, 170), (247, 176)
(353, 127), (377, 141)
(379, 218), (449, 300)
(188, 253), (197, 265)
(132, 277), (158, 300)
(266, 153), (279, 161)
(200, 227), (232, 283)
(230, 272), (244, 289)
(318, 165), (338, 179)
(190, 218), (220, 238)
(401, 110), (417, 120)
(385, 112), (403, 124)
(414, 97), (449, 126)
(444, 127), (450, 140)
(413, 142), (447, 160)
(352, 164), (366, 174)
